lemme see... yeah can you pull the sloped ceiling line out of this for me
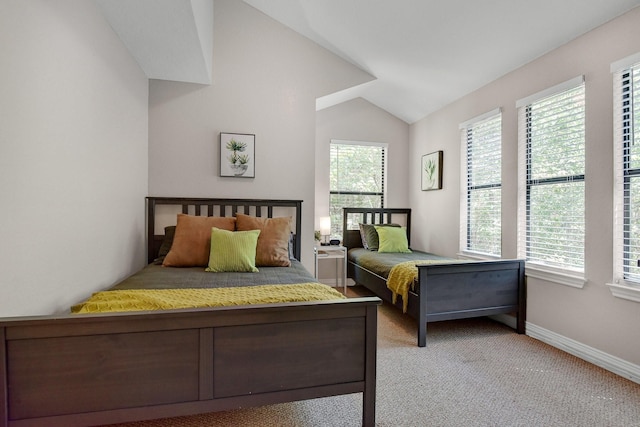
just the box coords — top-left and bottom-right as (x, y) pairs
(97, 0), (640, 123)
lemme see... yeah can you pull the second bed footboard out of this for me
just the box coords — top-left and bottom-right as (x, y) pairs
(348, 258), (525, 347)
(414, 259), (526, 347)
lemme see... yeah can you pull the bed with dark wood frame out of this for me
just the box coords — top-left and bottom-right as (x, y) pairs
(0, 197), (380, 427)
(343, 207), (525, 347)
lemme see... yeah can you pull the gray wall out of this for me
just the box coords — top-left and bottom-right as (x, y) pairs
(148, 0), (372, 270)
(315, 97), (410, 281)
(409, 7), (640, 366)
(315, 97), (411, 225)
(0, 0), (148, 316)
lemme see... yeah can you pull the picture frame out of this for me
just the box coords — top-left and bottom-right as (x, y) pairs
(220, 132), (255, 178)
(421, 150), (443, 191)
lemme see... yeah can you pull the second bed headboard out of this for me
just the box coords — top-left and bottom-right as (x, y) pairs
(342, 207), (412, 250)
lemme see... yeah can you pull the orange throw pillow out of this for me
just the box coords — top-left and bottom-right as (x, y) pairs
(163, 214), (236, 267)
(235, 213), (291, 267)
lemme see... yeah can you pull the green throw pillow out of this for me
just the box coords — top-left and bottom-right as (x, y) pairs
(375, 226), (411, 253)
(206, 228), (260, 273)
(360, 223), (400, 250)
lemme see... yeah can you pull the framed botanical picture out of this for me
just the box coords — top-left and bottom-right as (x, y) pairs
(421, 150), (443, 190)
(220, 132), (255, 178)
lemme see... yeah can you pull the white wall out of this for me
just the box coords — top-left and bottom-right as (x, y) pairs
(148, 0), (373, 270)
(314, 97), (410, 282)
(315, 97), (411, 222)
(409, 7), (640, 366)
(0, 0), (148, 316)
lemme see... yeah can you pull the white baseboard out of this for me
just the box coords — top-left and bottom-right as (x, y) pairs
(489, 315), (640, 385)
(526, 322), (640, 385)
(490, 313), (517, 329)
(317, 278), (354, 287)
(318, 278), (340, 287)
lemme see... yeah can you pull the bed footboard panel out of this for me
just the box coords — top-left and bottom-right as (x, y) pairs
(418, 261), (522, 318)
(7, 329), (201, 420)
(415, 260), (526, 346)
(0, 298), (380, 427)
(213, 317), (365, 397)
(348, 259), (525, 347)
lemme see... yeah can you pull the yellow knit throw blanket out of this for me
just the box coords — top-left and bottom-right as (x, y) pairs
(71, 283), (345, 314)
(387, 260), (466, 313)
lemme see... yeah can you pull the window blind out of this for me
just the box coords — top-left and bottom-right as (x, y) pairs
(329, 140), (387, 237)
(517, 79), (585, 271)
(613, 62), (640, 284)
(460, 110), (502, 256)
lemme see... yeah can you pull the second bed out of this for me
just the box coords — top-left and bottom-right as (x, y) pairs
(343, 207), (526, 347)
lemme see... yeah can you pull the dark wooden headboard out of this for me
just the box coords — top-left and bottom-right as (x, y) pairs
(147, 197), (303, 263)
(342, 207), (412, 250)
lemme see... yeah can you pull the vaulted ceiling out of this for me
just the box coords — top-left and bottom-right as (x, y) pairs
(96, 0), (213, 84)
(98, 0), (640, 123)
(245, 0), (640, 123)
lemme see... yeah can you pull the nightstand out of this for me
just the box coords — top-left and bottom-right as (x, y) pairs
(314, 245), (347, 294)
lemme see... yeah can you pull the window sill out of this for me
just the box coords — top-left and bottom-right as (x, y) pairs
(606, 282), (640, 303)
(456, 251), (501, 261)
(525, 263), (586, 289)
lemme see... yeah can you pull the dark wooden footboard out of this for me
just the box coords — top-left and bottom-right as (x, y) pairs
(414, 260), (525, 346)
(0, 297), (380, 427)
(348, 259), (525, 347)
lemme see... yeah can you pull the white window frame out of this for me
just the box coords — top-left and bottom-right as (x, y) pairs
(607, 53), (640, 303)
(459, 108), (502, 260)
(516, 76), (587, 288)
(329, 139), (388, 237)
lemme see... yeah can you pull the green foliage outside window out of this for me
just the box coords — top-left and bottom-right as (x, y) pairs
(329, 143), (385, 238)
(524, 85), (585, 271)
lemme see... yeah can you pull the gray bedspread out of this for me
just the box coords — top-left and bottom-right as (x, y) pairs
(111, 259), (317, 290)
(348, 248), (450, 279)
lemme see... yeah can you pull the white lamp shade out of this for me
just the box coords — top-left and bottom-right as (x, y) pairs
(319, 216), (331, 235)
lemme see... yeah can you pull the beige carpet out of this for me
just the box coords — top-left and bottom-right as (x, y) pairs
(103, 287), (640, 427)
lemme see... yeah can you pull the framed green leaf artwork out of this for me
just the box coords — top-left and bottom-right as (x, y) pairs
(220, 132), (255, 178)
(421, 150), (443, 190)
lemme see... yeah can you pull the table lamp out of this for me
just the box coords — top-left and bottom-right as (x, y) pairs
(319, 216), (331, 246)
